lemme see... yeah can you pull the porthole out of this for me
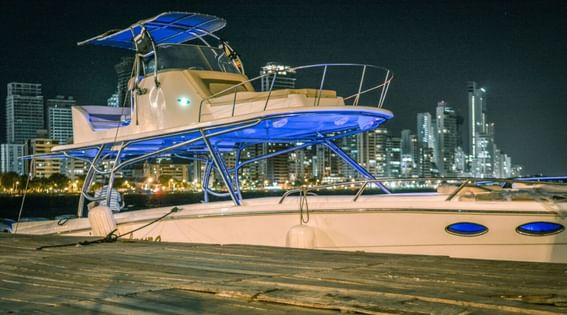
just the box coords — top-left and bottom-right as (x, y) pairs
(516, 222), (564, 236)
(445, 222), (488, 237)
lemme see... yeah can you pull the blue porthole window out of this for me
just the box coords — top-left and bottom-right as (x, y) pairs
(516, 222), (564, 236)
(445, 222), (488, 237)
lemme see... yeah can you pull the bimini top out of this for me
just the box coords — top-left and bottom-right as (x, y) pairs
(78, 11), (226, 50)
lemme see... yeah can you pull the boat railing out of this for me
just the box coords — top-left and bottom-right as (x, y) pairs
(278, 177), (567, 204)
(198, 63), (394, 122)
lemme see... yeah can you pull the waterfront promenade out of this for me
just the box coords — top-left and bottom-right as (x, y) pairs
(0, 233), (565, 314)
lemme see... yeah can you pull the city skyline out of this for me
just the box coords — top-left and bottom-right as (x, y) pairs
(0, 1), (565, 174)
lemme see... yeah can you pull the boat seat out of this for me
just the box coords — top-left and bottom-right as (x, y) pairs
(208, 88), (337, 106)
(77, 106), (131, 130)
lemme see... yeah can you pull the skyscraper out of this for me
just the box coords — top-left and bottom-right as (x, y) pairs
(435, 101), (457, 177)
(258, 62), (296, 186)
(339, 136), (358, 180)
(47, 95), (76, 145)
(467, 81), (486, 157)
(260, 62), (296, 91)
(6, 82), (44, 144)
(416, 112), (439, 177)
(386, 136), (401, 177)
(400, 129), (416, 177)
(27, 136), (61, 178)
(467, 81), (488, 176)
(357, 128), (390, 178)
(416, 112), (434, 148)
(0, 144), (24, 174)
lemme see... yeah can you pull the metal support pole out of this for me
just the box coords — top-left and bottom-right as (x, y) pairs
(77, 145), (105, 217)
(323, 139), (390, 194)
(200, 130), (241, 206)
(233, 144), (245, 201)
(202, 160), (213, 203)
(263, 72), (278, 111)
(105, 143), (125, 207)
(353, 65), (367, 106)
(315, 65), (328, 106)
(378, 70), (391, 108)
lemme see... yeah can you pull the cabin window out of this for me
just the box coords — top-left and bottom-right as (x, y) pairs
(516, 222), (564, 236)
(143, 44), (240, 74)
(445, 222), (488, 237)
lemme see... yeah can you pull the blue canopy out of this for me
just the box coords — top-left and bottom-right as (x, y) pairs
(25, 110), (392, 160)
(78, 12), (226, 50)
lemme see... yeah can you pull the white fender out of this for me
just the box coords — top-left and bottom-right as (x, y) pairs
(88, 206), (117, 237)
(286, 224), (316, 249)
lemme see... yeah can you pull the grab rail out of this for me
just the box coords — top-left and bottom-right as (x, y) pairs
(278, 177), (567, 204)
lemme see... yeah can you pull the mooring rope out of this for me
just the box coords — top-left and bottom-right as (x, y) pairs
(13, 160), (34, 235)
(36, 206), (181, 250)
(299, 187), (310, 224)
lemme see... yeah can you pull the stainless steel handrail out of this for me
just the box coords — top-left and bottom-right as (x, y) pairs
(198, 63), (395, 122)
(277, 177), (567, 204)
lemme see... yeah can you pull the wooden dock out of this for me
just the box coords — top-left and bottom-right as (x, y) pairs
(0, 234), (566, 314)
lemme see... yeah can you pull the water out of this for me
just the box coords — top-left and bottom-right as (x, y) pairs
(0, 188), (419, 220)
(0, 191), (283, 220)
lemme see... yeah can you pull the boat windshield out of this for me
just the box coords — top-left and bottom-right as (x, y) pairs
(144, 44), (240, 75)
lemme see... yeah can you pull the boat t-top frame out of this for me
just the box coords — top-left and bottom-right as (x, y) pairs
(28, 12), (396, 217)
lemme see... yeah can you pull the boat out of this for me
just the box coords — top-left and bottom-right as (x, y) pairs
(14, 12), (567, 263)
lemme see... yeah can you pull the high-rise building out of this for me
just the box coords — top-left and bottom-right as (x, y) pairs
(63, 159), (88, 181)
(416, 145), (436, 177)
(289, 146), (313, 184)
(475, 122), (495, 178)
(238, 144), (261, 188)
(143, 160), (190, 183)
(467, 81), (489, 176)
(260, 62), (296, 91)
(400, 129), (417, 177)
(356, 133), (375, 176)
(454, 146), (468, 177)
(349, 128), (389, 179)
(338, 136), (358, 180)
(435, 101), (457, 177)
(493, 148), (512, 178)
(373, 128), (390, 177)
(386, 136), (401, 177)
(467, 81), (486, 156)
(416, 113), (434, 148)
(47, 95), (76, 145)
(0, 144), (25, 174)
(265, 143), (290, 186)
(6, 82), (44, 144)
(27, 136), (61, 178)
(353, 128), (390, 178)
(258, 62), (297, 186)
(466, 82), (516, 178)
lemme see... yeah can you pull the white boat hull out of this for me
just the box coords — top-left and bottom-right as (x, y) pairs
(14, 193), (567, 263)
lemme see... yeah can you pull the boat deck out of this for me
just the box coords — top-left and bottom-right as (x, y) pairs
(0, 234), (566, 314)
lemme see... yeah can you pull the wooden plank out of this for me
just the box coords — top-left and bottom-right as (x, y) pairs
(0, 234), (565, 314)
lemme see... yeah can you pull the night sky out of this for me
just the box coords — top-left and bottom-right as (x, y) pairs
(1, 0), (566, 175)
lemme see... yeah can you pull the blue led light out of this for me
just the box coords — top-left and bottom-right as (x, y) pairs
(29, 110), (392, 160)
(446, 222), (488, 237)
(516, 222), (564, 236)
